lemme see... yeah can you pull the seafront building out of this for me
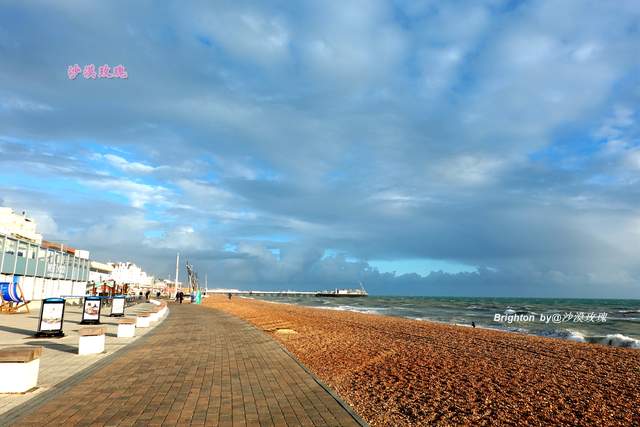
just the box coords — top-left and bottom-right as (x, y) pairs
(0, 209), (90, 300)
(107, 261), (158, 294)
(0, 206), (162, 302)
(0, 207), (43, 244)
(88, 261), (113, 283)
(108, 261), (152, 287)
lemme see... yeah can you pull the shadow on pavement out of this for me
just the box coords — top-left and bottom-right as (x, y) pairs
(24, 341), (77, 354)
(0, 325), (36, 337)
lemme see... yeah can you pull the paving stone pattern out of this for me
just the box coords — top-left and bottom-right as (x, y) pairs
(5, 304), (362, 426)
(0, 301), (161, 416)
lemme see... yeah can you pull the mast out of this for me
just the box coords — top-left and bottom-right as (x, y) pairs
(174, 252), (180, 296)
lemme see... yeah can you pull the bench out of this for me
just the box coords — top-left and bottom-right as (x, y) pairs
(117, 318), (136, 338)
(78, 327), (106, 355)
(136, 312), (151, 328)
(150, 306), (164, 322)
(0, 346), (42, 393)
(158, 303), (168, 317)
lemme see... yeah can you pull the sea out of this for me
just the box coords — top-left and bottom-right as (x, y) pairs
(247, 295), (640, 349)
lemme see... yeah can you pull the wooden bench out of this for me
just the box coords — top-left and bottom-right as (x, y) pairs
(158, 302), (168, 317)
(78, 327), (106, 355)
(136, 312), (151, 328)
(117, 318), (136, 338)
(0, 346), (42, 393)
(149, 306), (163, 322)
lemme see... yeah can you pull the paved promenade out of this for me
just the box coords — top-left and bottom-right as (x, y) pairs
(0, 300), (163, 416)
(3, 303), (363, 426)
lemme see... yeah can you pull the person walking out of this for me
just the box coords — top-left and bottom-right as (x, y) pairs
(177, 290), (184, 304)
(145, 290), (150, 301)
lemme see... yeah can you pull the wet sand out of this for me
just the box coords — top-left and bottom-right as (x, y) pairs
(203, 296), (640, 426)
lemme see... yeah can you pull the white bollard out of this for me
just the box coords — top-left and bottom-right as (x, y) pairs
(0, 347), (42, 393)
(78, 328), (106, 355)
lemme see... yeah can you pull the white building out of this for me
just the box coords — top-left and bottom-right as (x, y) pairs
(1, 206), (91, 303)
(108, 262), (153, 288)
(0, 207), (43, 245)
(89, 261), (113, 283)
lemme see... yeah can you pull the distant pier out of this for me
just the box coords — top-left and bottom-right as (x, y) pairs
(207, 290), (318, 297)
(206, 288), (368, 297)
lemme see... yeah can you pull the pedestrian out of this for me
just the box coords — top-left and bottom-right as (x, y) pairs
(138, 291), (143, 300)
(227, 292), (232, 300)
(177, 290), (184, 304)
(156, 291), (161, 298)
(145, 290), (150, 301)
(471, 321), (476, 328)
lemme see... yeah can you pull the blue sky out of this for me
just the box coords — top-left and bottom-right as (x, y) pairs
(1, 0), (639, 297)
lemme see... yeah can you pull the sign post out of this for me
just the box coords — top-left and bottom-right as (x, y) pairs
(80, 295), (102, 325)
(35, 298), (66, 338)
(110, 295), (125, 317)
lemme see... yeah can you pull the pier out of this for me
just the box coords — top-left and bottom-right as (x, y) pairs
(206, 290), (318, 297)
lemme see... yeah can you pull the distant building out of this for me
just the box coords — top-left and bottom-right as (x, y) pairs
(0, 207), (43, 245)
(108, 261), (153, 289)
(89, 261), (114, 283)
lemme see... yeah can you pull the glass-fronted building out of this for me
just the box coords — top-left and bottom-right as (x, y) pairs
(0, 231), (90, 300)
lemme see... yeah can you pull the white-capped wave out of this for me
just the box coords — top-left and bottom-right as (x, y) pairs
(590, 333), (640, 349)
(547, 330), (640, 348)
(317, 305), (385, 315)
(567, 330), (586, 343)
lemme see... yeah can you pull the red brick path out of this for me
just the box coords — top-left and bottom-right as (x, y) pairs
(6, 304), (362, 426)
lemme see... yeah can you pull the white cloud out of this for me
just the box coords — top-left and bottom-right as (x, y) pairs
(435, 155), (504, 186)
(186, 5), (291, 65)
(86, 178), (170, 208)
(100, 154), (156, 173)
(1, 96), (52, 112)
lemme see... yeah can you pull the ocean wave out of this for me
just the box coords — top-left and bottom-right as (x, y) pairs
(617, 310), (640, 315)
(317, 305), (386, 315)
(542, 330), (640, 348)
(566, 330), (586, 343)
(586, 333), (640, 349)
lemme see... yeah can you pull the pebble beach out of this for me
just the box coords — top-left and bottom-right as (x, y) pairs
(203, 295), (640, 426)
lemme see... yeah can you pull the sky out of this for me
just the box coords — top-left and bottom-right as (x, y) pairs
(1, 0), (639, 298)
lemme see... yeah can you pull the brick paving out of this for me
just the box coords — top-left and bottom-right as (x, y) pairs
(3, 304), (363, 426)
(0, 300), (162, 416)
